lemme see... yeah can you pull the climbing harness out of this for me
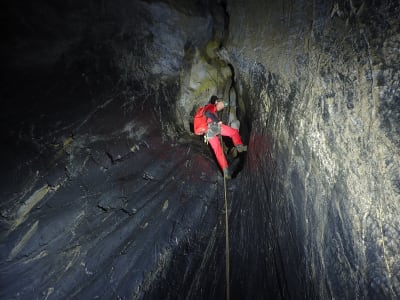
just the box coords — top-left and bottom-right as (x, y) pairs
(220, 134), (230, 300)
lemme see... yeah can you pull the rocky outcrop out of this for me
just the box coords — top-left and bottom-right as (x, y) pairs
(226, 0), (400, 298)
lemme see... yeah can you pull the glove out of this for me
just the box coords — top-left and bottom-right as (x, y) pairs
(207, 122), (221, 138)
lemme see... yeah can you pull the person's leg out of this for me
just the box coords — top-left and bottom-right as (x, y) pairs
(208, 135), (228, 171)
(220, 124), (243, 146)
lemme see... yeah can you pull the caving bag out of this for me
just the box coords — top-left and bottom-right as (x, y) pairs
(193, 106), (208, 135)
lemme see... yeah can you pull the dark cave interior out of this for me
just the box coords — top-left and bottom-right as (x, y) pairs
(1, 0), (400, 299)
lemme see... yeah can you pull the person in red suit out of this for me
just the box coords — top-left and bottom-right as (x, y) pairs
(202, 95), (247, 179)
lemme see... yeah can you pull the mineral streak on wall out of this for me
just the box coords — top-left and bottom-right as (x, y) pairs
(226, 0), (400, 298)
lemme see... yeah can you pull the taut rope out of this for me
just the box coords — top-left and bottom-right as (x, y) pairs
(221, 135), (230, 300)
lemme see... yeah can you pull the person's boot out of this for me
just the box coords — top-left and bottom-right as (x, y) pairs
(236, 144), (248, 153)
(223, 168), (231, 180)
(229, 147), (238, 158)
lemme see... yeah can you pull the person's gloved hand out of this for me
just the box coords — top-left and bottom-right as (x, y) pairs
(207, 122), (221, 138)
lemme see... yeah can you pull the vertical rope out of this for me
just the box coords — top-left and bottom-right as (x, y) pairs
(224, 174), (230, 300)
(216, 51), (230, 300)
(220, 134), (230, 300)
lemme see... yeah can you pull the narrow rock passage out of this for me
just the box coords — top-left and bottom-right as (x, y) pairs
(1, 0), (400, 299)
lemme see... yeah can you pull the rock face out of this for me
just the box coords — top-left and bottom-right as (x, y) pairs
(226, 0), (400, 298)
(1, 0), (399, 299)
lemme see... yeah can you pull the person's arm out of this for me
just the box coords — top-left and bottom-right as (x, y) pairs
(204, 110), (220, 123)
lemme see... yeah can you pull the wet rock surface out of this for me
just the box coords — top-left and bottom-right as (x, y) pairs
(227, 0), (400, 298)
(0, 81), (231, 299)
(1, 0), (400, 299)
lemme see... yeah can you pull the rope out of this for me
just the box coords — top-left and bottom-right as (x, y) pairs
(220, 134), (230, 300)
(223, 173), (230, 300)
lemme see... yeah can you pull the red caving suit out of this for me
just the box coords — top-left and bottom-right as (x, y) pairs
(203, 104), (244, 171)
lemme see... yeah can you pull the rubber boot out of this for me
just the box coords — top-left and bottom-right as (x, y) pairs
(236, 144), (247, 153)
(223, 168), (231, 180)
(229, 147), (238, 158)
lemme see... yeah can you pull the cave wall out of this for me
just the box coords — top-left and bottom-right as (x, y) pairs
(1, 0), (214, 195)
(1, 1), (227, 299)
(2, 0), (400, 299)
(225, 0), (400, 298)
